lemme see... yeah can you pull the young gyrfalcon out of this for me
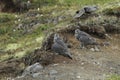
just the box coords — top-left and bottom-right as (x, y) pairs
(52, 34), (72, 59)
(75, 29), (98, 49)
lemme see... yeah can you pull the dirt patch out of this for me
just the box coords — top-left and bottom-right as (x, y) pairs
(12, 33), (120, 80)
(0, 26), (120, 80)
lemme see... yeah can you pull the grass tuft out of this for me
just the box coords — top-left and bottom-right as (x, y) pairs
(107, 75), (120, 80)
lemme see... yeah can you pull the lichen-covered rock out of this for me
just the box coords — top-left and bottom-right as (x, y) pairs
(22, 62), (43, 77)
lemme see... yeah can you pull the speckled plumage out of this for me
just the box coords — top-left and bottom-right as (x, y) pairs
(52, 34), (72, 59)
(75, 29), (97, 48)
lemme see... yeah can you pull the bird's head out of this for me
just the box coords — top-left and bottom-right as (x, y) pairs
(53, 33), (59, 42)
(75, 29), (81, 38)
(75, 29), (80, 34)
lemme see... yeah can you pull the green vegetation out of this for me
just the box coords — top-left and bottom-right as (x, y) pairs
(0, 13), (15, 35)
(58, 0), (118, 6)
(107, 75), (120, 80)
(103, 6), (120, 16)
(0, 13), (15, 23)
(0, 1), (120, 80)
(31, 0), (120, 7)
(0, 0), (120, 62)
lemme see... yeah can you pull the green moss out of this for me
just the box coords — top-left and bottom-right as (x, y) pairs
(107, 75), (120, 80)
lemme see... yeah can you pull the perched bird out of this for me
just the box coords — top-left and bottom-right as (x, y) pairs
(74, 8), (85, 19)
(75, 29), (98, 48)
(74, 5), (98, 18)
(51, 34), (72, 59)
(84, 5), (98, 14)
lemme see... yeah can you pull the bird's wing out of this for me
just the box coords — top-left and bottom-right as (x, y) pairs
(80, 31), (91, 37)
(55, 43), (72, 59)
(52, 43), (72, 59)
(65, 52), (72, 59)
(74, 8), (85, 18)
(56, 38), (68, 49)
(79, 35), (96, 44)
(52, 43), (68, 53)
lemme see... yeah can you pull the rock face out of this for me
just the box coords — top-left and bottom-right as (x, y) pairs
(22, 62), (43, 77)
(75, 29), (98, 48)
(51, 34), (72, 59)
(49, 70), (58, 75)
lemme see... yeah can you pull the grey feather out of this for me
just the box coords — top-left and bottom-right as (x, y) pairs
(52, 34), (72, 59)
(84, 6), (98, 13)
(75, 29), (97, 48)
(74, 8), (85, 18)
(74, 5), (98, 18)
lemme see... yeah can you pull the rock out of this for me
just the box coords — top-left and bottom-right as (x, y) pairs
(22, 62), (43, 77)
(81, 62), (84, 65)
(6, 77), (12, 80)
(32, 72), (42, 78)
(90, 48), (95, 51)
(32, 64), (43, 73)
(94, 46), (100, 52)
(53, 64), (59, 66)
(49, 70), (58, 75)
(105, 34), (112, 39)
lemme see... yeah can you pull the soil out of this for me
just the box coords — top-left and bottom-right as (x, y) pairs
(11, 33), (120, 80)
(0, 2), (120, 80)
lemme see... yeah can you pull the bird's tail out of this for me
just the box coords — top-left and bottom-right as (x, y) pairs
(65, 52), (73, 59)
